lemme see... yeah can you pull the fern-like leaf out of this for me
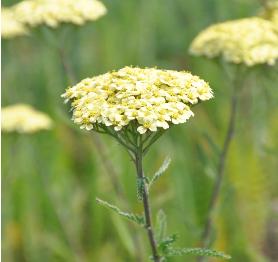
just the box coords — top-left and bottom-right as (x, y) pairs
(158, 234), (178, 255)
(96, 198), (145, 226)
(167, 247), (231, 260)
(148, 156), (171, 190)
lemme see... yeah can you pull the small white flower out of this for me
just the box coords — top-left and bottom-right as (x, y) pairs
(156, 121), (169, 129)
(85, 125), (94, 131)
(137, 126), (147, 134)
(114, 126), (122, 131)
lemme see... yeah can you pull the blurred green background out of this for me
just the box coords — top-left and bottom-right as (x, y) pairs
(2, 0), (278, 261)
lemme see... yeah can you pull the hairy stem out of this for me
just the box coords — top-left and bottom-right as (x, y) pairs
(199, 87), (238, 258)
(135, 141), (161, 262)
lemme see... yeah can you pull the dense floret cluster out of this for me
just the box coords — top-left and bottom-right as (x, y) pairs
(62, 67), (213, 134)
(190, 17), (278, 66)
(13, 0), (107, 28)
(1, 104), (53, 133)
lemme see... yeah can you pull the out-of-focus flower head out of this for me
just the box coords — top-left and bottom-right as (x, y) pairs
(260, 0), (278, 27)
(62, 66), (213, 134)
(13, 0), (107, 28)
(1, 104), (53, 134)
(190, 17), (278, 66)
(1, 8), (28, 39)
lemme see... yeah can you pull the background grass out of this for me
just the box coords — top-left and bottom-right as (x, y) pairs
(2, 0), (278, 261)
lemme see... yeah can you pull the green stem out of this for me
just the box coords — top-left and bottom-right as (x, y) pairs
(135, 140), (161, 262)
(57, 46), (76, 85)
(198, 86), (238, 261)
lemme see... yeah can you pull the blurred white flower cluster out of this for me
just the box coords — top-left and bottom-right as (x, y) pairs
(1, 104), (53, 134)
(1, 8), (28, 39)
(1, 0), (107, 38)
(62, 66), (213, 134)
(13, 0), (107, 28)
(190, 17), (278, 66)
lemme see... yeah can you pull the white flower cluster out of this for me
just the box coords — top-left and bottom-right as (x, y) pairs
(13, 0), (107, 28)
(190, 17), (278, 66)
(1, 8), (28, 39)
(1, 104), (53, 134)
(62, 67), (213, 134)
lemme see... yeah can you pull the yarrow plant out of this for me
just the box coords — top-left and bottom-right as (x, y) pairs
(190, 17), (278, 66)
(62, 66), (231, 261)
(189, 15), (278, 257)
(12, 0), (107, 28)
(1, 104), (53, 133)
(1, 8), (28, 39)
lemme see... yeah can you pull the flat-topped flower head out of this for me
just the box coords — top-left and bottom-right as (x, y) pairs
(1, 8), (28, 39)
(13, 0), (107, 28)
(62, 66), (213, 134)
(190, 17), (278, 66)
(1, 104), (53, 134)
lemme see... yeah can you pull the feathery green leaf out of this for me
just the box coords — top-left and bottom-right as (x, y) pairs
(148, 156), (171, 190)
(158, 234), (178, 255)
(96, 198), (145, 226)
(167, 247), (231, 260)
